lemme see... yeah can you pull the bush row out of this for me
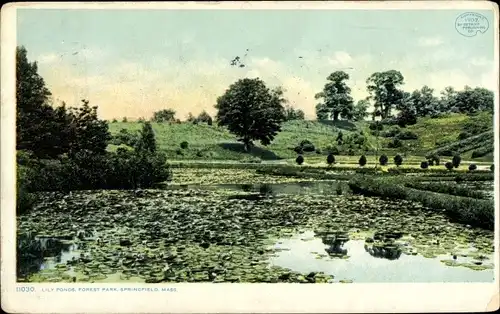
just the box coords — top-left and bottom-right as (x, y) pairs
(403, 182), (488, 199)
(348, 176), (494, 230)
(428, 131), (493, 156)
(471, 141), (494, 158)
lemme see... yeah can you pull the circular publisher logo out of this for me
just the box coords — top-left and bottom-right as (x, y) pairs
(455, 12), (489, 37)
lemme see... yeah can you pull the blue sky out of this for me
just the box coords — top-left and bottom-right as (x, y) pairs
(17, 8), (496, 120)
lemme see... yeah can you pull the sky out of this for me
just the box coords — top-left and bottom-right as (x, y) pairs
(17, 8), (496, 120)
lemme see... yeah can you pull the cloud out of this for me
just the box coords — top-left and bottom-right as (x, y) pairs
(417, 36), (444, 47)
(37, 53), (59, 64)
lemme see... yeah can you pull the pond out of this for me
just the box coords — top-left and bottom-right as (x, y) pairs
(268, 231), (495, 283)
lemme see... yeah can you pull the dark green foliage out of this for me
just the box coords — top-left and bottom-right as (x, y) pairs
(358, 155), (367, 167)
(379, 154), (388, 166)
(180, 141), (189, 149)
(404, 182), (488, 199)
(336, 131), (344, 145)
(293, 146), (304, 154)
(387, 138), (403, 148)
(296, 155), (304, 165)
(113, 128), (139, 147)
(393, 154), (403, 167)
(315, 148), (322, 154)
(352, 99), (369, 121)
(327, 153), (335, 165)
(215, 78), (286, 152)
(452, 154), (461, 168)
(395, 131), (418, 140)
(426, 153), (440, 166)
(366, 70), (405, 119)
(259, 183), (274, 196)
(111, 118), (118, 123)
(17, 165), (36, 215)
(490, 164), (494, 172)
(348, 176), (494, 230)
(135, 122), (157, 153)
(468, 164), (477, 171)
(152, 109), (176, 122)
(420, 161), (429, 169)
(454, 87), (494, 114)
(122, 117), (128, 122)
(315, 71), (354, 121)
(302, 143), (315, 152)
(462, 111), (493, 135)
(368, 121), (384, 131)
(445, 162), (453, 171)
(329, 146), (340, 155)
(197, 111), (213, 124)
(457, 132), (470, 140)
(471, 145), (494, 159)
(381, 126), (401, 138)
(284, 105), (305, 121)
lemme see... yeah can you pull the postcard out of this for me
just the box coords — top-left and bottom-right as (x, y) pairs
(1, 1), (499, 313)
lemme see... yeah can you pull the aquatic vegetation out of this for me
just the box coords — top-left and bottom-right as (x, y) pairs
(403, 182), (490, 199)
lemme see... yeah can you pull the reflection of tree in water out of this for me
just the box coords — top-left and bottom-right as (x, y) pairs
(17, 233), (71, 279)
(364, 243), (402, 260)
(320, 232), (350, 257)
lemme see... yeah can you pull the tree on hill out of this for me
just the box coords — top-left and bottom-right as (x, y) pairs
(395, 92), (418, 127)
(152, 109), (176, 122)
(366, 70), (405, 119)
(315, 71), (354, 121)
(315, 103), (330, 120)
(284, 105), (305, 121)
(411, 86), (440, 118)
(215, 78), (286, 152)
(454, 86), (494, 114)
(352, 99), (369, 121)
(197, 110), (213, 125)
(135, 121), (157, 153)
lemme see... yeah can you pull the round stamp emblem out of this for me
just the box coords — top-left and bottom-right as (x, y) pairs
(455, 12), (489, 37)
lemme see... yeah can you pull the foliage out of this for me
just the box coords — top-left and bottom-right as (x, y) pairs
(393, 154), (403, 167)
(112, 128), (139, 147)
(122, 117), (128, 122)
(387, 138), (403, 148)
(379, 154), (388, 166)
(368, 121), (384, 131)
(428, 131), (493, 157)
(196, 111), (213, 125)
(284, 105), (305, 121)
(420, 161), (429, 169)
(327, 153), (335, 165)
(366, 70), (405, 119)
(452, 154), (461, 168)
(426, 153), (440, 166)
(403, 182), (488, 200)
(411, 86), (440, 118)
(471, 145), (493, 159)
(468, 164), (477, 171)
(315, 71), (354, 121)
(462, 111), (493, 135)
(490, 164), (494, 172)
(382, 126), (401, 138)
(215, 78), (286, 151)
(152, 109), (176, 123)
(395, 131), (418, 140)
(293, 146), (304, 154)
(453, 87), (494, 114)
(180, 141), (189, 149)
(395, 92), (418, 127)
(445, 162), (453, 171)
(296, 155), (304, 165)
(352, 99), (369, 121)
(358, 155), (367, 167)
(135, 122), (157, 154)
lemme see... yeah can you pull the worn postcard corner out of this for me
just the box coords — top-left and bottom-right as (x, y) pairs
(1, 1), (500, 313)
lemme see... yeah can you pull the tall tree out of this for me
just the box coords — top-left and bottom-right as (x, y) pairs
(439, 86), (458, 113)
(454, 86), (494, 114)
(412, 86), (440, 117)
(315, 103), (330, 120)
(284, 105), (305, 121)
(366, 70), (405, 119)
(315, 71), (354, 121)
(135, 121), (157, 153)
(215, 78), (286, 151)
(396, 92), (418, 127)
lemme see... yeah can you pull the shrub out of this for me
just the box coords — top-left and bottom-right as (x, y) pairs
(122, 117), (128, 122)
(394, 154), (403, 167)
(180, 141), (189, 149)
(347, 149), (355, 156)
(428, 159), (434, 166)
(302, 143), (316, 152)
(387, 138), (403, 148)
(452, 154), (461, 168)
(329, 146), (340, 155)
(294, 146), (304, 154)
(259, 183), (274, 196)
(404, 182), (487, 200)
(379, 155), (388, 166)
(176, 148), (183, 155)
(369, 121), (384, 131)
(316, 148), (322, 154)
(111, 118), (117, 123)
(468, 164), (477, 171)
(396, 131), (418, 140)
(457, 132), (471, 140)
(382, 126), (401, 138)
(327, 153), (335, 166)
(491, 164), (494, 172)
(300, 140), (313, 146)
(336, 132), (344, 145)
(471, 145), (494, 158)
(428, 131), (493, 157)
(336, 184), (343, 195)
(196, 150), (204, 157)
(420, 161), (429, 169)
(426, 154), (440, 166)
(358, 155), (367, 167)
(296, 155), (304, 165)
(445, 161), (453, 171)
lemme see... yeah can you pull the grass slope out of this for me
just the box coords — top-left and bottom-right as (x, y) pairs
(108, 113), (494, 162)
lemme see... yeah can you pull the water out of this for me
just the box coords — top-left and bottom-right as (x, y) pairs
(268, 231), (494, 283)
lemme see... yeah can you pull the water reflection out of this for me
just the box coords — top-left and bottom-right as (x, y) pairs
(320, 232), (350, 257)
(364, 243), (402, 260)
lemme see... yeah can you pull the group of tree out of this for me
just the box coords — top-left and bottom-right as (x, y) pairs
(314, 70), (494, 126)
(16, 46), (170, 214)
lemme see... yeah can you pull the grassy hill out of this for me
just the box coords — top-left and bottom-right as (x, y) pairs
(108, 113), (494, 163)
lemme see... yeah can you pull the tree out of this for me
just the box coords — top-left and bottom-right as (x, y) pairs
(352, 99), (369, 121)
(454, 87), (494, 114)
(396, 92), (418, 127)
(284, 105), (305, 121)
(420, 161), (429, 169)
(359, 155), (367, 167)
(296, 155), (304, 165)
(394, 154), (403, 167)
(152, 109), (176, 122)
(197, 111), (213, 124)
(468, 164), (477, 171)
(412, 86), (440, 118)
(366, 70), (405, 119)
(315, 71), (354, 121)
(445, 161), (453, 171)
(379, 154), (388, 166)
(315, 103), (330, 120)
(135, 121), (157, 153)
(327, 153), (335, 166)
(439, 86), (458, 113)
(452, 154), (461, 168)
(336, 131), (344, 145)
(215, 78), (286, 152)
